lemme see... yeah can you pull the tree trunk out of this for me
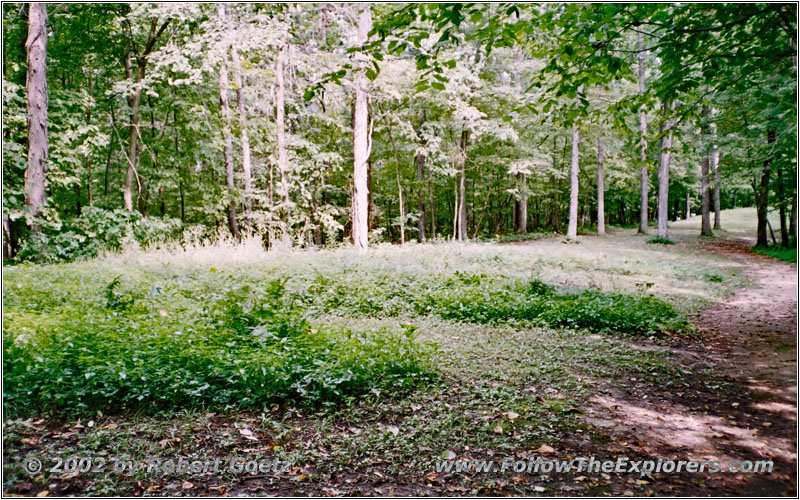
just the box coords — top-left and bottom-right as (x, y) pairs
(778, 167), (789, 247)
(516, 173), (527, 234)
(790, 191), (797, 239)
(711, 117), (722, 229)
(457, 129), (468, 241)
(597, 133), (605, 235)
(428, 167), (436, 240)
(700, 156), (712, 236)
(637, 30), (648, 234)
(231, 47), (253, 222)
(415, 109), (427, 241)
(275, 43), (291, 246)
(756, 131), (775, 247)
(566, 122), (580, 239)
(351, 5), (372, 250)
(386, 119), (405, 244)
(685, 191), (691, 219)
(657, 103), (674, 238)
(24, 3), (48, 229)
(217, 4), (239, 239)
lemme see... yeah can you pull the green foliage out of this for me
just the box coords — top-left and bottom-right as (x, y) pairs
(647, 236), (676, 245)
(3, 275), (433, 416)
(307, 271), (690, 337)
(752, 244), (797, 264)
(15, 208), (182, 263)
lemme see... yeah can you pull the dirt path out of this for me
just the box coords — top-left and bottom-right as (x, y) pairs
(582, 237), (797, 496)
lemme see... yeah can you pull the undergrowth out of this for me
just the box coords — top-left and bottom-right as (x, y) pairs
(752, 243), (797, 263)
(3, 278), (434, 417)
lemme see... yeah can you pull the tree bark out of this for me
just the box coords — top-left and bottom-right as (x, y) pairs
(711, 117), (722, 229)
(231, 47), (253, 222)
(275, 43), (291, 246)
(597, 133), (605, 235)
(566, 122), (580, 239)
(637, 30), (648, 234)
(24, 3), (48, 229)
(516, 173), (527, 234)
(217, 4), (239, 239)
(386, 119), (405, 244)
(457, 129), (469, 241)
(700, 156), (712, 236)
(778, 167), (789, 247)
(657, 103), (674, 238)
(351, 5), (372, 250)
(685, 191), (691, 219)
(415, 110), (427, 241)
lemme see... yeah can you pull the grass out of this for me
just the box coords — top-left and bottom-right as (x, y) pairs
(1, 210), (759, 494)
(647, 236), (675, 245)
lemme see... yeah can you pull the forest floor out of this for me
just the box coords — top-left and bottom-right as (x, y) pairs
(3, 208), (797, 497)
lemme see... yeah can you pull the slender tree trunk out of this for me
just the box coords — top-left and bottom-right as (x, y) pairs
(657, 103), (674, 238)
(516, 173), (527, 233)
(638, 31), (648, 234)
(351, 5), (372, 250)
(685, 191), (691, 219)
(790, 191), (797, 239)
(756, 131), (775, 247)
(24, 3), (48, 229)
(85, 76), (94, 207)
(457, 129), (469, 241)
(123, 58), (144, 211)
(415, 110), (427, 241)
(700, 156), (712, 236)
(597, 133), (605, 235)
(231, 47), (253, 222)
(275, 43), (291, 246)
(778, 167), (789, 247)
(711, 116), (722, 229)
(386, 120), (405, 244)
(428, 169), (436, 240)
(566, 122), (580, 239)
(217, 4), (239, 238)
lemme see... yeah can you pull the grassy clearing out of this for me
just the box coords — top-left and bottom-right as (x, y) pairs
(2, 214), (756, 495)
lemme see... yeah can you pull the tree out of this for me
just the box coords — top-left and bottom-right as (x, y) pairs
(637, 30), (648, 234)
(217, 4), (238, 239)
(656, 103), (675, 239)
(351, 4), (372, 250)
(23, 3), (48, 231)
(121, 9), (170, 212)
(566, 90), (582, 240)
(275, 42), (290, 246)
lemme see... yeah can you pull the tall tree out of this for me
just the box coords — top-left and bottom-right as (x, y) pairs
(566, 90), (582, 240)
(230, 46), (252, 222)
(637, 30), (648, 234)
(596, 132), (605, 236)
(275, 43), (290, 246)
(23, 3), (48, 230)
(217, 4), (238, 238)
(121, 11), (170, 212)
(656, 103), (674, 239)
(351, 4), (372, 249)
(456, 130), (469, 241)
(711, 118), (721, 230)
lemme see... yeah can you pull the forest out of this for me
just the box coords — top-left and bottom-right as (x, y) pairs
(2, 2), (798, 497)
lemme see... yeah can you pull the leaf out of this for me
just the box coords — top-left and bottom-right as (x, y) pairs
(441, 449), (457, 460)
(536, 444), (555, 454)
(492, 425), (504, 434)
(239, 428), (259, 441)
(386, 425), (399, 436)
(505, 411), (520, 420)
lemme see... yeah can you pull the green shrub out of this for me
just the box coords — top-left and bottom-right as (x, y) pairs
(647, 236), (675, 245)
(3, 278), (434, 416)
(14, 207), (182, 263)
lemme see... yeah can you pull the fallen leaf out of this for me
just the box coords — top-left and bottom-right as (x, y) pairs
(492, 425), (504, 434)
(536, 444), (555, 454)
(441, 450), (457, 460)
(181, 481), (194, 490)
(533, 486), (545, 492)
(36, 491), (49, 497)
(506, 411), (520, 420)
(239, 428), (258, 441)
(101, 423), (117, 430)
(386, 425), (399, 437)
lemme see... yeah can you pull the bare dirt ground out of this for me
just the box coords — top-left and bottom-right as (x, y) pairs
(580, 235), (797, 496)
